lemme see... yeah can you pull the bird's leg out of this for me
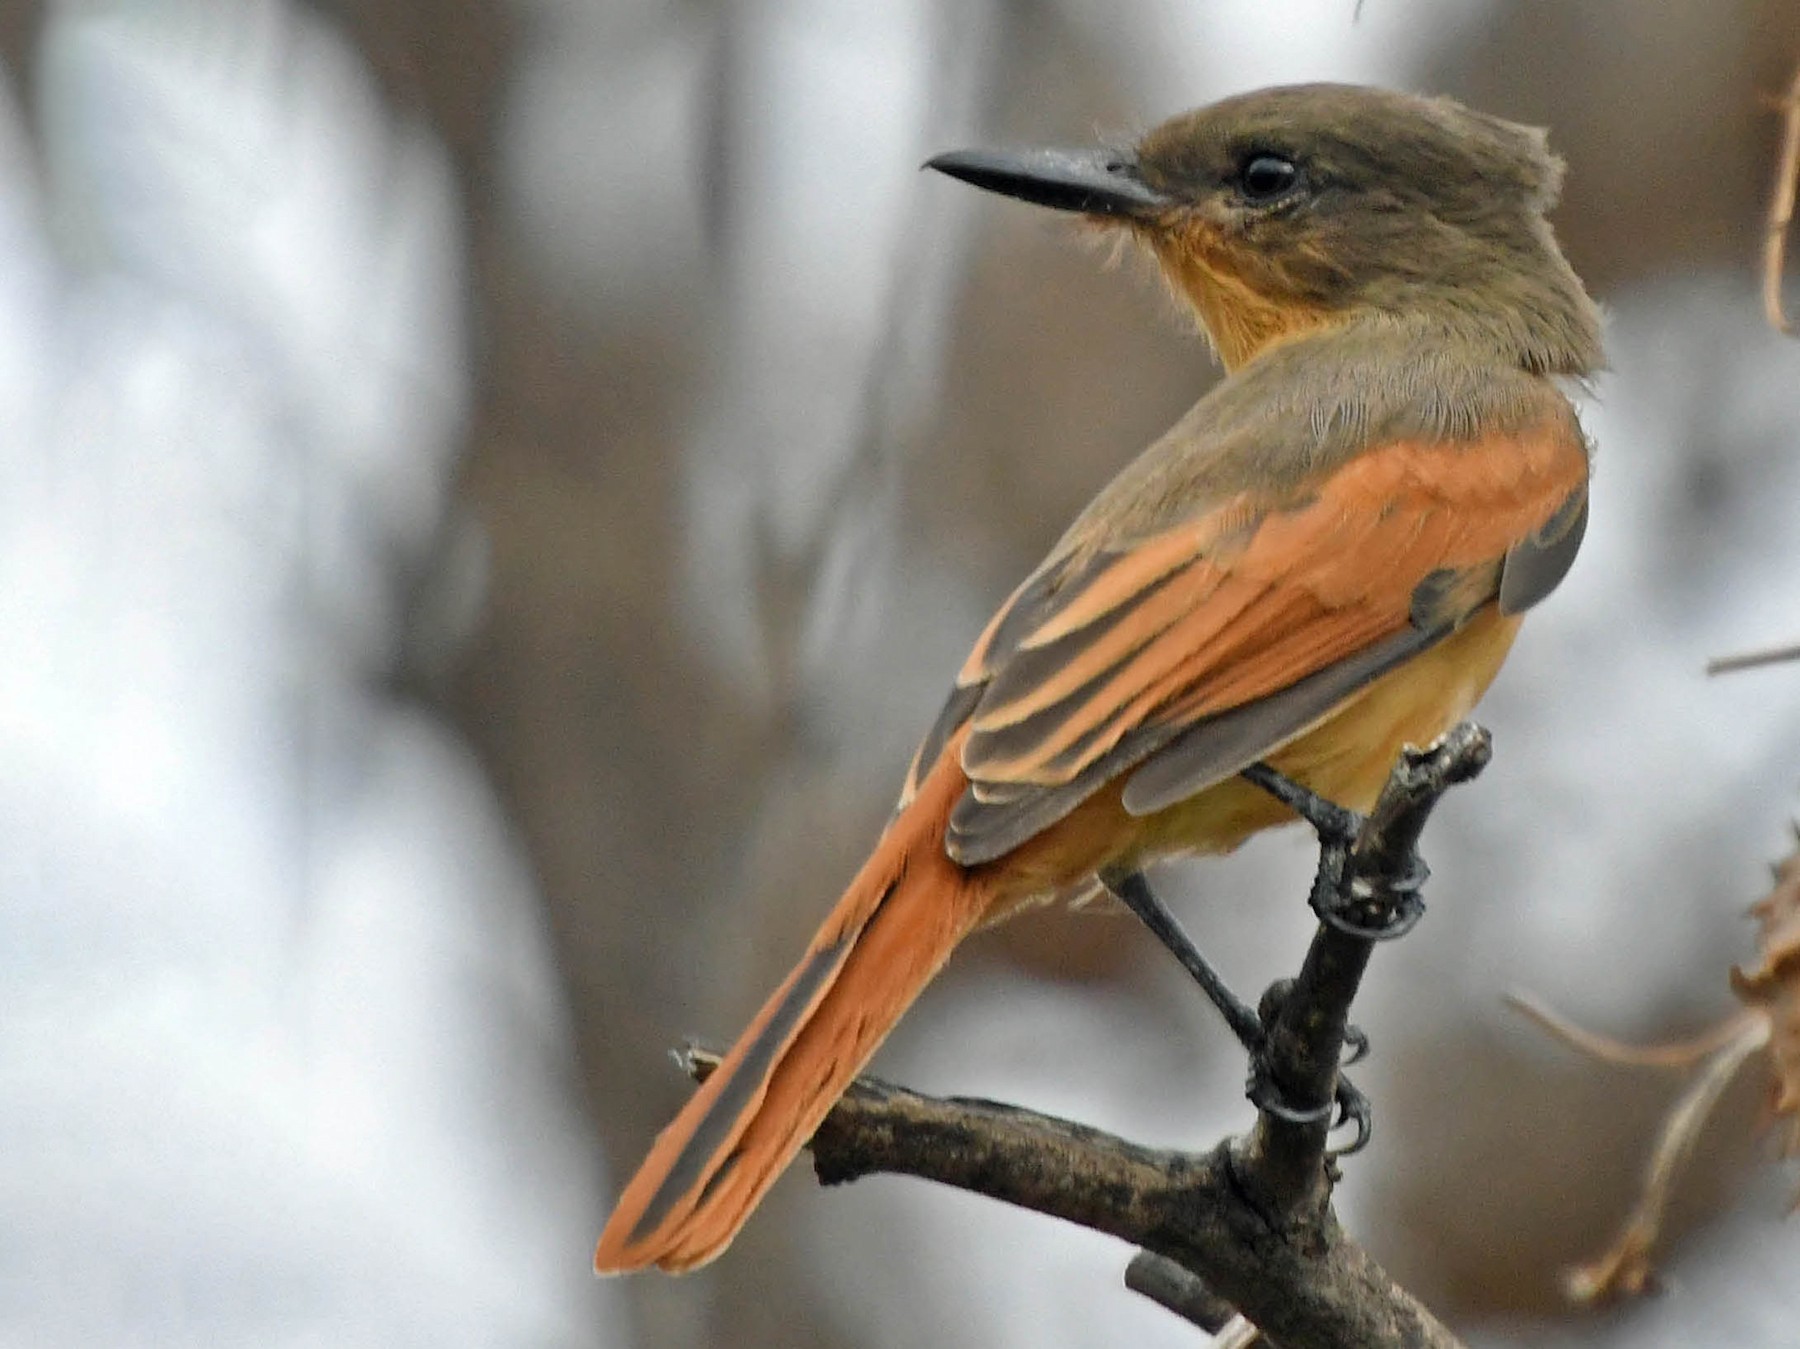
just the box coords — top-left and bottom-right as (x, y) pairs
(1098, 867), (1263, 1052)
(1098, 867), (1368, 1150)
(1237, 762), (1362, 846)
(1239, 762), (1427, 942)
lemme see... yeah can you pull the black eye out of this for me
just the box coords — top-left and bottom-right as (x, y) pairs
(1238, 154), (1299, 202)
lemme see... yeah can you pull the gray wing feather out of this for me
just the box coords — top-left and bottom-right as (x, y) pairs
(1119, 626), (1435, 816)
(1498, 488), (1586, 616)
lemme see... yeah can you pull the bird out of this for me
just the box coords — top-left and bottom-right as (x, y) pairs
(594, 81), (1602, 1275)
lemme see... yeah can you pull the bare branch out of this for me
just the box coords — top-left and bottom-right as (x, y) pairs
(683, 1053), (1464, 1348)
(1241, 724), (1491, 1216)
(681, 1050), (1199, 1261)
(681, 725), (1496, 1347)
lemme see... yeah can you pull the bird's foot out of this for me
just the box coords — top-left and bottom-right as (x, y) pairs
(1315, 856), (1428, 941)
(1248, 978), (1374, 1154)
(1240, 761), (1426, 941)
(1247, 1067), (1373, 1156)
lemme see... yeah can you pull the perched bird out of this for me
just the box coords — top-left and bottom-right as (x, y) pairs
(595, 82), (1601, 1274)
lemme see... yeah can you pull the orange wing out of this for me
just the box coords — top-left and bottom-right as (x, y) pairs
(900, 424), (1589, 865)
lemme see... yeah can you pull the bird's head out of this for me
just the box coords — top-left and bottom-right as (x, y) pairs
(929, 83), (1601, 375)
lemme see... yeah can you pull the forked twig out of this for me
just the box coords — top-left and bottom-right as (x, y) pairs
(1565, 1014), (1770, 1301)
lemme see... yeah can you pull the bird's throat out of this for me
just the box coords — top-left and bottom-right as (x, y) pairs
(1146, 240), (1335, 371)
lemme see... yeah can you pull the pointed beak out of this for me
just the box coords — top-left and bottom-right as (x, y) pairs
(925, 146), (1168, 219)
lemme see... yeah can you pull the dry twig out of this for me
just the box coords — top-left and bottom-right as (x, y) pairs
(1763, 58), (1800, 335)
(1506, 990), (1761, 1069)
(1513, 826), (1800, 1303)
(1125, 1253), (1251, 1340)
(1562, 1013), (1768, 1301)
(1706, 641), (1800, 677)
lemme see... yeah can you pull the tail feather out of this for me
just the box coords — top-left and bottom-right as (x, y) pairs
(594, 741), (990, 1274)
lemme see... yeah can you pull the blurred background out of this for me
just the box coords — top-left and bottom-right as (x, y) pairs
(1, 0), (1798, 1345)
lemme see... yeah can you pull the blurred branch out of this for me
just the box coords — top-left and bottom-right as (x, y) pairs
(687, 726), (1492, 1347)
(1563, 1013), (1767, 1302)
(1763, 58), (1800, 336)
(1127, 1255), (1267, 1347)
(1706, 640), (1800, 676)
(1509, 995), (1768, 1303)
(724, 1), (997, 723)
(1506, 990), (1761, 1068)
(1513, 826), (1800, 1303)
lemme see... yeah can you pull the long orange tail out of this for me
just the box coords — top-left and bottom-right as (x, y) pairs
(594, 741), (994, 1274)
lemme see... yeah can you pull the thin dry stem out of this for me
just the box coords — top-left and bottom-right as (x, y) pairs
(1763, 59), (1800, 335)
(1506, 991), (1763, 1069)
(1565, 1013), (1771, 1302)
(1706, 640), (1800, 676)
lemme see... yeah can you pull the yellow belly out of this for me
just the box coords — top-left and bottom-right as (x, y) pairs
(1137, 604), (1522, 860)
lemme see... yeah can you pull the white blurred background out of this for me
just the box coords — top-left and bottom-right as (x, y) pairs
(0, 1), (1797, 1346)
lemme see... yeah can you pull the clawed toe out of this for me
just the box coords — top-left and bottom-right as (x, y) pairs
(1246, 1056), (1375, 1153)
(1329, 1077), (1373, 1156)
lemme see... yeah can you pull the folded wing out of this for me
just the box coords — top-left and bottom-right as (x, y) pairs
(897, 425), (1589, 866)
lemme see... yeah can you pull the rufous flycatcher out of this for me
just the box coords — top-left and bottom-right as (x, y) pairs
(595, 82), (1601, 1274)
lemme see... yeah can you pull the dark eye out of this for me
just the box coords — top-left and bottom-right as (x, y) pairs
(1238, 154), (1299, 202)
